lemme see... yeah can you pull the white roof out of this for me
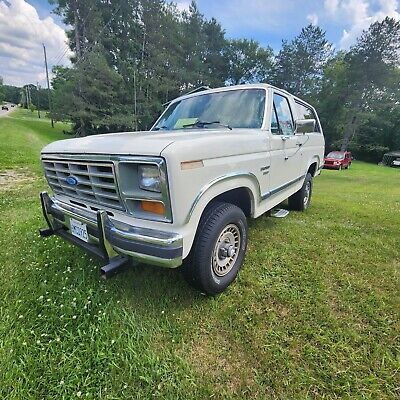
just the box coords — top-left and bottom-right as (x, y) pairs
(172, 83), (312, 108)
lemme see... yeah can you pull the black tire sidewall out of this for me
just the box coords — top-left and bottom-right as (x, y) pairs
(303, 174), (313, 210)
(289, 172), (313, 211)
(194, 204), (248, 295)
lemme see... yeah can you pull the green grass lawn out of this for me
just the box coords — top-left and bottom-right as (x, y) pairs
(1, 109), (399, 399)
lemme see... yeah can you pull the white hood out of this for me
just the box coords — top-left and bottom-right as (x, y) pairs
(41, 128), (262, 159)
(41, 130), (175, 156)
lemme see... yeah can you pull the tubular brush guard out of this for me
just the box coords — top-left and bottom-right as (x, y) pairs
(39, 191), (130, 278)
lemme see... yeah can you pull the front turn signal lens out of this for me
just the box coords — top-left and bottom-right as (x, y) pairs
(141, 200), (165, 215)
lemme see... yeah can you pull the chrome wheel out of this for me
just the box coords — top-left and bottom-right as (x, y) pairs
(212, 224), (241, 277)
(303, 181), (311, 208)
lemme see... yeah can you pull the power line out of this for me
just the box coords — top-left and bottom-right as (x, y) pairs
(36, 81), (41, 119)
(48, 5), (93, 66)
(49, 2), (99, 67)
(74, 4), (122, 68)
(49, 41), (70, 62)
(53, 46), (71, 66)
(49, 43), (71, 66)
(47, 5), (121, 74)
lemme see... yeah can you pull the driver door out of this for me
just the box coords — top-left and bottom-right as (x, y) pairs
(268, 92), (303, 196)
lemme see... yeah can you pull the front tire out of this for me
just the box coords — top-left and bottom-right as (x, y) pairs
(288, 172), (313, 211)
(182, 202), (248, 295)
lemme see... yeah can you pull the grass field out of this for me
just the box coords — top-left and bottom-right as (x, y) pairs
(1, 109), (399, 399)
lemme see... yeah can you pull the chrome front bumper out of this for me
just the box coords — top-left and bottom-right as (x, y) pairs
(39, 192), (183, 268)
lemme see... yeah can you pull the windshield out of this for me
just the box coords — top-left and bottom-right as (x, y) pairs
(327, 152), (345, 160)
(152, 89), (266, 131)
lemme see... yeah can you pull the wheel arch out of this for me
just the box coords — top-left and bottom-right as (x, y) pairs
(185, 173), (260, 223)
(307, 156), (321, 176)
(182, 173), (259, 258)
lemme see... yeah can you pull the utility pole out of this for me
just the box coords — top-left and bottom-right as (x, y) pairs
(141, 29), (146, 65)
(72, 0), (85, 135)
(73, 0), (81, 59)
(133, 69), (137, 131)
(27, 85), (32, 108)
(36, 82), (41, 118)
(43, 43), (54, 127)
(25, 87), (29, 108)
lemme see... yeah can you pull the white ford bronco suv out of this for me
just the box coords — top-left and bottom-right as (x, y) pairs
(39, 84), (324, 294)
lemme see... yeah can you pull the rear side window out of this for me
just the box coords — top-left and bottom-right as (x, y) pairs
(271, 93), (294, 135)
(296, 101), (320, 133)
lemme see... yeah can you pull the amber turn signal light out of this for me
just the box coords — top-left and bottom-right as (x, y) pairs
(141, 200), (165, 215)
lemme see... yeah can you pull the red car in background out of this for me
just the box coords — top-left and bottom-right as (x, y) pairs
(324, 151), (352, 170)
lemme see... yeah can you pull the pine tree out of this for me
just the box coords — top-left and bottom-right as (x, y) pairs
(273, 24), (333, 99)
(340, 17), (400, 150)
(224, 39), (273, 85)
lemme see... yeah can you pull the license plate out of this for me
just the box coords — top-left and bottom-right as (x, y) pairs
(393, 160), (400, 166)
(70, 218), (89, 242)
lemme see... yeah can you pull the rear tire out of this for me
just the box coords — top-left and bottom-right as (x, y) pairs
(288, 173), (313, 211)
(181, 202), (248, 295)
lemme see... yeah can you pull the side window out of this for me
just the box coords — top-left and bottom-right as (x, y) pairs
(272, 93), (294, 135)
(296, 101), (320, 133)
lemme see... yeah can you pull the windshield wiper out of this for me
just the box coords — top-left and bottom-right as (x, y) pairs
(182, 120), (232, 130)
(153, 125), (168, 131)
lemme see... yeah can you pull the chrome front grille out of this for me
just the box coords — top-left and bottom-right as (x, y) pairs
(42, 158), (124, 210)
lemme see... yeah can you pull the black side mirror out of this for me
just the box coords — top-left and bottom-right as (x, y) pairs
(295, 119), (316, 134)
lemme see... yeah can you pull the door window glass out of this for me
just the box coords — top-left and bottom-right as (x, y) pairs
(271, 105), (280, 134)
(272, 94), (294, 135)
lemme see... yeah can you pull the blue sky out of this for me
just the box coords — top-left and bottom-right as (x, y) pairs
(181, 0), (400, 50)
(26, 0), (400, 49)
(1, 0), (399, 86)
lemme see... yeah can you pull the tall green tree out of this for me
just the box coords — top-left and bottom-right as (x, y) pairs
(273, 24), (333, 99)
(178, 2), (227, 88)
(224, 39), (273, 85)
(50, 0), (228, 132)
(339, 17), (400, 151)
(316, 17), (400, 158)
(136, 0), (184, 127)
(0, 77), (4, 103)
(3, 85), (21, 104)
(52, 50), (135, 134)
(315, 53), (349, 149)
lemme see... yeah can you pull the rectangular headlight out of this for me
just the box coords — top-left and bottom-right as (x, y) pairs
(138, 165), (161, 192)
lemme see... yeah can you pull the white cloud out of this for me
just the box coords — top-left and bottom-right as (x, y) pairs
(307, 13), (319, 25)
(175, 1), (191, 12)
(324, 0), (340, 15)
(0, 0), (72, 87)
(323, 0), (400, 48)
